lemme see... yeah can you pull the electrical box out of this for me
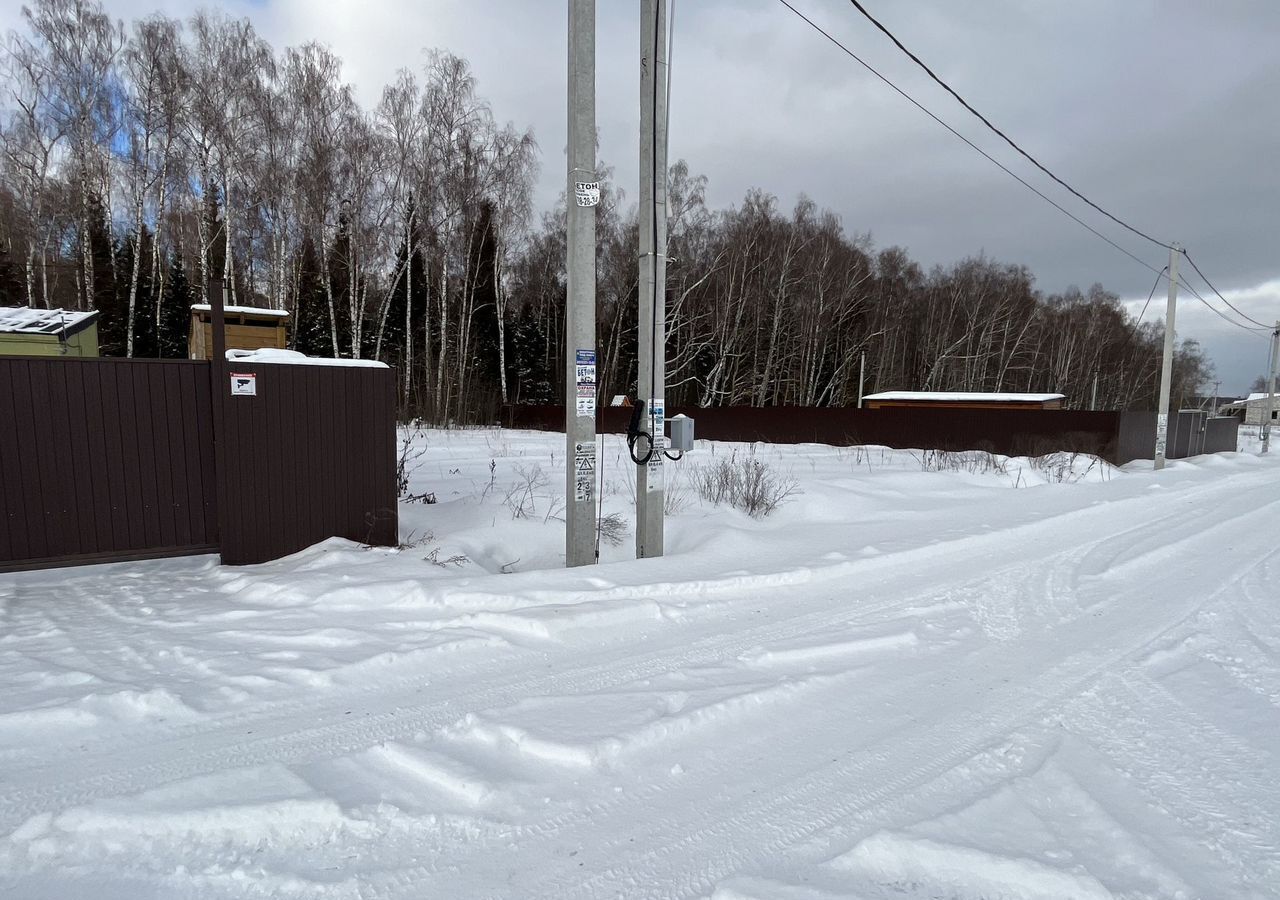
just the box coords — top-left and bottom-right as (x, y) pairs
(667, 414), (694, 451)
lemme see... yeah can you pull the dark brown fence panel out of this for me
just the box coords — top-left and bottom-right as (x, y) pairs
(1205, 416), (1240, 454)
(1117, 410), (1235, 463)
(214, 362), (397, 566)
(0, 357), (219, 572)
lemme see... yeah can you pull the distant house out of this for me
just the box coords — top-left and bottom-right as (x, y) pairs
(863, 391), (1065, 410)
(0, 307), (99, 357)
(1219, 393), (1280, 426)
(189, 304), (289, 360)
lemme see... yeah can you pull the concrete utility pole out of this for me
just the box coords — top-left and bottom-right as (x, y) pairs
(1263, 321), (1279, 455)
(565, 0), (598, 567)
(1153, 245), (1180, 470)
(636, 0), (668, 558)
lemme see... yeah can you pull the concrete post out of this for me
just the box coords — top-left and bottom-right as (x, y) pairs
(566, 0), (598, 566)
(1154, 246), (1180, 470)
(636, 0), (668, 558)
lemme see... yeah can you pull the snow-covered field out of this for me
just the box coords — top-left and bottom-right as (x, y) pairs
(2, 428), (1279, 899)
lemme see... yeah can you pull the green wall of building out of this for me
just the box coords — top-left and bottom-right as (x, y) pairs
(0, 323), (98, 357)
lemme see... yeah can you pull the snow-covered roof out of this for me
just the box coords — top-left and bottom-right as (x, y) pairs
(1223, 393), (1278, 407)
(191, 303), (289, 318)
(864, 391), (1065, 403)
(0, 306), (99, 335)
(225, 348), (388, 369)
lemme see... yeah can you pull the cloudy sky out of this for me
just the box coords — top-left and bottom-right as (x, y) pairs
(6, 0), (1277, 393)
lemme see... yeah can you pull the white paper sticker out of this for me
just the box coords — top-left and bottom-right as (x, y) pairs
(230, 372), (257, 396)
(574, 181), (601, 207)
(648, 398), (665, 433)
(646, 447), (664, 493)
(576, 383), (595, 418)
(645, 398), (665, 492)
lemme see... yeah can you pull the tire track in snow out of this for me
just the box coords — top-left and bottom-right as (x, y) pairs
(2, 466), (1276, 876)
(519, 546), (1280, 900)
(1061, 670), (1280, 896)
(362, 497), (1280, 897)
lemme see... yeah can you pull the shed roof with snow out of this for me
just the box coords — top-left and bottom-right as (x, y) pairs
(0, 307), (100, 357)
(863, 391), (1065, 410)
(189, 303), (290, 360)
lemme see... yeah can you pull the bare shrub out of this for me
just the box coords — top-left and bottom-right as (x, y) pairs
(503, 464), (548, 519)
(396, 426), (428, 497)
(393, 530), (467, 567)
(1025, 451), (1112, 484)
(911, 448), (1008, 476)
(597, 512), (629, 547)
(614, 453), (690, 515)
(693, 451), (799, 518)
(664, 462), (692, 515)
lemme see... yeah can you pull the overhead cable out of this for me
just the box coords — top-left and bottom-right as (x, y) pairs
(844, 0), (1175, 252)
(1134, 266), (1167, 327)
(773, 0), (1167, 280)
(1180, 249), (1271, 329)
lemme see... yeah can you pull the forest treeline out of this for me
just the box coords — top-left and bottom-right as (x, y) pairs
(0, 0), (1209, 420)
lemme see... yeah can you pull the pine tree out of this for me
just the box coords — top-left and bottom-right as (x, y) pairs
(117, 225), (158, 357)
(0, 239), (23, 307)
(508, 304), (553, 404)
(467, 201), (503, 405)
(85, 189), (123, 353)
(157, 252), (192, 358)
(293, 237), (331, 356)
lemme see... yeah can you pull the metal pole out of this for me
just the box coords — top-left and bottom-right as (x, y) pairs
(858, 351), (866, 408)
(636, 0), (667, 558)
(1263, 321), (1279, 454)
(566, 0), (598, 567)
(208, 278), (229, 565)
(1153, 245), (1180, 470)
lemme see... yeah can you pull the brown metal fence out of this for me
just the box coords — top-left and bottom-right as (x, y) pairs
(506, 405), (1237, 465)
(215, 361), (397, 565)
(507, 405), (1127, 460)
(0, 355), (396, 573)
(0, 358), (217, 570)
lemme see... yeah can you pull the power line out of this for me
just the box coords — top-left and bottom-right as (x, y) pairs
(1176, 268), (1270, 335)
(843, 0), (1175, 252)
(772, 0), (1167, 280)
(1180, 249), (1270, 329)
(1134, 266), (1167, 326)
(775, 1), (1266, 340)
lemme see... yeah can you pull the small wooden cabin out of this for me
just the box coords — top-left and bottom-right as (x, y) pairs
(0, 307), (99, 357)
(863, 391), (1065, 410)
(189, 304), (289, 360)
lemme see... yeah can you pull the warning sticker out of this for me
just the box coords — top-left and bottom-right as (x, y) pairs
(646, 440), (664, 493)
(574, 441), (596, 503)
(230, 372), (257, 396)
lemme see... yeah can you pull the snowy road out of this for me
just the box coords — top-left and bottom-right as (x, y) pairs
(2, 434), (1279, 898)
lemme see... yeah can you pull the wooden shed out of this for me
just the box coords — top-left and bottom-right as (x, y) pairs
(0, 307), (99, 357)
(189, 303), (289, 360)
(863, 391), (1066, 410)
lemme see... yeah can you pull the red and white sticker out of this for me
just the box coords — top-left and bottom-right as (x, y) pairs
(229, 372), (257, 396)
